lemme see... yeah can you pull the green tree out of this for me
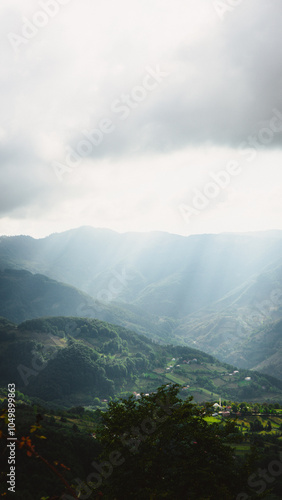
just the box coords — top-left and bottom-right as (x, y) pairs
(239, 402), (248, 414)
(250, 418), (264, 433)
(266, 420), (272, 432)
(96, 385), (243, 499)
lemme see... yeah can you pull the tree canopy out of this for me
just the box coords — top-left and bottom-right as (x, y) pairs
(96, 385), (243, 499)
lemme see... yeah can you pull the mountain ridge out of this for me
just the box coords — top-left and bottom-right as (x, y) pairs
(1, 227), (282, 381)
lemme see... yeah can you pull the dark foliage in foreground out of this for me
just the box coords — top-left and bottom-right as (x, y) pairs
(96, 385), (245, 499)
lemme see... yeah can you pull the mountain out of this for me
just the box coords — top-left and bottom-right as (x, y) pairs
(173, 261), (282, 370)
(1, 227), (282, 318)
(0, 268), (175, 341)
(0, 268), (99, 324)
(1, 227), (282, 381)
(0, 316), (282, 406)
(224, 319), (282, 381)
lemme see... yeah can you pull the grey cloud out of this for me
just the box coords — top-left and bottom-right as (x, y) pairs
(0, 137), (62, 216)
(1, 0), (282, 227)
(64, 0), (282, 160)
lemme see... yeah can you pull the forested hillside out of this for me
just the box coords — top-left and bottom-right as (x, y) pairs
(1, 229), (282, 381)
(0, 316), (282, 406)
(0, 268), (173, 341)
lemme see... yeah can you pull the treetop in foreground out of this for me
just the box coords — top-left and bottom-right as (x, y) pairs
(95, 385), (243, 499)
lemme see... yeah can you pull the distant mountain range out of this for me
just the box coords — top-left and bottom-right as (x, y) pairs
(0, 268), (172, 341)
(1, 227), (282, 315)
(1, 227), (282, 380)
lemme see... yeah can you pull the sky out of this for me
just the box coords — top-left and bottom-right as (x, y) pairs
(1, 0), (282, 238)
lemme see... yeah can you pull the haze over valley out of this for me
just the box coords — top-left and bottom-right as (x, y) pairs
(1, 227), (282, 383)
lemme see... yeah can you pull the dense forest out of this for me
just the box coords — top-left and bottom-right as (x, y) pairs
(1, 316), (282, 407)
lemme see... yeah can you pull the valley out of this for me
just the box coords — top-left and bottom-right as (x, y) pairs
(0, 316), (282, 407)
(1, 228), (282, 499)
(1, 228), (282, 381)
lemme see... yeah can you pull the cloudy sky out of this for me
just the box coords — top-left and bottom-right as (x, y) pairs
(1, 0), (282, 238)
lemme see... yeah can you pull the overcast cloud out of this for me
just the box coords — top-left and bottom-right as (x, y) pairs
(0, 0), (282, 237)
